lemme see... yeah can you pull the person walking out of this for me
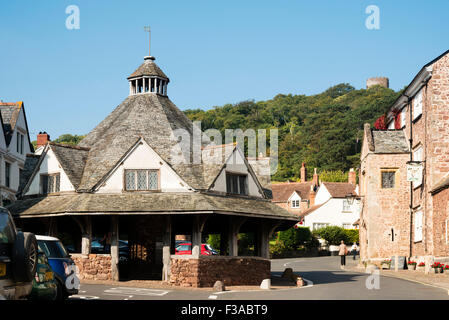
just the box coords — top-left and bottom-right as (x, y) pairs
(351, 242), (359, 260)
(339, 240), (348, 269)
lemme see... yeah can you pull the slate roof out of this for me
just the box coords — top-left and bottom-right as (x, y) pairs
(77, 93), (211, 191)
(321, 182), (357, 198)
(8, 192), (299, 220)
(371, 130), (410, 154)
(0, 102), (21, 144)
(50, 143), (90, 189)
(127, 56), (169, 80)
(298, 200), (328, 217)
(18, 154), (40, 194)
(271, 181), (314, 202)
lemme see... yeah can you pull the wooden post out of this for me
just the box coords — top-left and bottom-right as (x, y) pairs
(192, 215), (208, 258)
(110, 216), (119, 281)
(162, 216), (172, 281)
(228, 217), (247, 256)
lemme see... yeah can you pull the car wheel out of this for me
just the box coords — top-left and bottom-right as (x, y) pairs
(12, 232), (38, 283)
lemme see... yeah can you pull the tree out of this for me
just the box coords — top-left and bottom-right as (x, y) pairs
(313, 226), (349, 245)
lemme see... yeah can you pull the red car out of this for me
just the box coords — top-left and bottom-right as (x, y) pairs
(175, 243), (218, 255)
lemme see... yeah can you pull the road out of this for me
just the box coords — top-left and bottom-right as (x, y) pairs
(69, 256), (449, 300)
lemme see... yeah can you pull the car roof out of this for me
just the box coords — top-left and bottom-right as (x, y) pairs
(36, 235), (60, 241)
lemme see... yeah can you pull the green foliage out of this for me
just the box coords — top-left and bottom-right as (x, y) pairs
(53, 134), (85, 146)
(238, 233), (255, 256)
(207, 234), (221, 254)
(184, 84), (400, 181)
(344, 229), (359, 244)
(313, 226), (349, 246)
(278, 227), (315, 250)
(319, 170), (349, 183)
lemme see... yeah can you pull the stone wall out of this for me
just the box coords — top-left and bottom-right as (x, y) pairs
(71, 254), (112, 281)
(432, 188), (449, 257)
(169, 256), (271, 287)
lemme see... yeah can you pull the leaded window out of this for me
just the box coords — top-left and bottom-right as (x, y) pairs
(125, 169), (159, 191)
(226, 173), (248, 196)
(381, 171), (395, 189)
(41, 173), (60, 194)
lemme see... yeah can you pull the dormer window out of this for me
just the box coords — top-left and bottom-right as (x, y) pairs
(291, 200), (300, 208)
(125, 169), (159, 191)
(226, 172), (248, 196)
(41, 173), (60, 194)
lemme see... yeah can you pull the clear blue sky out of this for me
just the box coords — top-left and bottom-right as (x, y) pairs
(1, 0), (448, 139)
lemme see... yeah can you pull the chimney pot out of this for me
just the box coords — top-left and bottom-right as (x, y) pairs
(348, 168), (356, 185)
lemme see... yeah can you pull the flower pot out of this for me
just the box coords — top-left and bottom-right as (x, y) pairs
(431, 267), (439, 274)
(381, 263), (390, 270)
(407, 264), (416, 270)
(417, 266), (425, 272)
(438, 268), (444, 274)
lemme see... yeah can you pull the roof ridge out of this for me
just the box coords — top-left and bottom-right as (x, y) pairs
(49, 142), (90, 151)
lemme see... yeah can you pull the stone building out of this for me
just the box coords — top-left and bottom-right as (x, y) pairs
(0, 101), (34, 205)
(7, 52), (298, 287)
(359, 49), (449, 263)
(271, 163), (319, 216)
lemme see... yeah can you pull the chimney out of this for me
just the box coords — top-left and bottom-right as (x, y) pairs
(348, 168), (356, 185)
(313, 168), (319, 187)
(309, 185), (316, 207)
(300, 163), (307, 183)
(37, 131), (50, 148)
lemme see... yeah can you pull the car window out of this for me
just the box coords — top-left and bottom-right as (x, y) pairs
(177, 245), (191, 251)
(0, 212), (16, 244)
(38, 240), (69, 258)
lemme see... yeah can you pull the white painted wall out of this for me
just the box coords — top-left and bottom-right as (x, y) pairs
(24, 148), (75, 195)
(210, 148), (264, 198)
(96, 140), (192, 193)
(8, 108), (32, 161)
(303, 198), (359, 230)
(315, 184), (332, 205)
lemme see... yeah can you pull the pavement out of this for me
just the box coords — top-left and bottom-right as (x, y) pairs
(67, 256), (449, 300)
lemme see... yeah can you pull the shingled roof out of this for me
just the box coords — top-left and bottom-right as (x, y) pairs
(50, 143), (90, 189)
(127, 56), (169, 80)
(8, 192), (298, 220)
(77, 93), (211, 191)
(271, 181), (314, 202)
(18, 154), (40, 194)
(364, 125), (410, 154)
(0, 102), (22, 145)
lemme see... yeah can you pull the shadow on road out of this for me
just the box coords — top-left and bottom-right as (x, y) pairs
(271, 270), (365, 286)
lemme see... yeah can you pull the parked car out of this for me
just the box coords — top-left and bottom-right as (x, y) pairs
(175, 243), (218, 255)
(64, 238), (129, 262)
(36, 235), (78, 300)
(0, 207), (38, 300)
(28, 251), (57, 300)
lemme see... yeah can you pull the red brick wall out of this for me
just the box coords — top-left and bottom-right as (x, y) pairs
(169, 256), (271, 287)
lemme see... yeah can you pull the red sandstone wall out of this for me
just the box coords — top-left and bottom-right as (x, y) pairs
(71, 254), (112, 281)
(432, 188), (449, 257)
(169, 256), (271, 287)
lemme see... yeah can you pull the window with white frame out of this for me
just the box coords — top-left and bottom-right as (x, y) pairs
(342, 223), (352, 229)
(291, 200), (300, 208)
(40, 173), (60, 194)
(313, 223), (329, 231)
(125, 169), (159, 191)
(413, 89), (423, 120)
(414, 210), (423, 242)
(400, 107), (407, 128)
(413, 146), (423, 188)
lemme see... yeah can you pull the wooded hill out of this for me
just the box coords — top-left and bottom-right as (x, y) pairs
(185, 83), (402, 182)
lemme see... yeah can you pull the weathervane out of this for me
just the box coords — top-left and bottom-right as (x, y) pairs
(144, 26), (151, 56)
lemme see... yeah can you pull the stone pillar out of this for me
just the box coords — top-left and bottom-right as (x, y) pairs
(81, 216), (92, 255)
(110, 216), (119, 281)
(162, 216), (172, 281)
(192, 216), (202, 258)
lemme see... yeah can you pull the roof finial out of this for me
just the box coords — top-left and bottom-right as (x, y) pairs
(144, 26), (151, 56)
